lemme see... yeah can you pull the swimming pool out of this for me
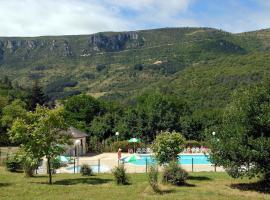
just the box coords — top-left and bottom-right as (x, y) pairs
(123, 154), (211, 166)
(66, 165), (111, 173)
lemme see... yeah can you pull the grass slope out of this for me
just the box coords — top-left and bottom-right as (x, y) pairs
(0, 167), (269, 200)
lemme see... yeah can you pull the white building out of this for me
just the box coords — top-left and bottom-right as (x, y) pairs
(65, 127), (88, 156)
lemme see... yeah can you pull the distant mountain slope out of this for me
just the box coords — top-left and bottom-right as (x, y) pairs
(0, 27), (269, 103)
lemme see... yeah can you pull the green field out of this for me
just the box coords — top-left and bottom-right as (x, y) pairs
(0, 167), (269, 200)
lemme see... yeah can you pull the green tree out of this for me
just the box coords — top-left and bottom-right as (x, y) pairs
(28, 80), (46, 111)
(9, 106), (69, 184)
(63, 94), (104, 131)
(114, 108), (139, 139)
(90, 113), (115, 141)
(1, 100), (27, 128)
(207, 86), (270, 184)
(152, 131), (185, 164)
(0, 96), (8, 114)
(136, 91), (185, 140)
(0, 99), (27, 145)
(3, 76), (12, 88)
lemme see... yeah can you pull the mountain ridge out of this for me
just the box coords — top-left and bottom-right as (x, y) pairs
(0, 27), (269, 105)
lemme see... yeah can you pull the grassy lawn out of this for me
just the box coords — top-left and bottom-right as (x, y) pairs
(0, 167), (269, 200)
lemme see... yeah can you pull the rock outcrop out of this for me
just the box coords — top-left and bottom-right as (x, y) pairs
(89, 32), (143, 52)
(0, 31), (144, 60)
(63, 40), (73, 57)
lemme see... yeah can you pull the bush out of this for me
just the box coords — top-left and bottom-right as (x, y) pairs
(80, 164), (93, 176)
(52, 157), (61, 169)
(112, 165), (129, 185)
(96, 64), (107, 72)
(148, 165), (160, 193)
(152, 131), (185, 164)
(162, 161), (188, 186)
(4, 150), (39, 177)
(111, 141), (130, 152)
(5, 154), (22, 172)
(185, 140), (201, 148)
(23, 159), (38, 177)
(88, 136), (103, 153)
(20, 153), (39, 177)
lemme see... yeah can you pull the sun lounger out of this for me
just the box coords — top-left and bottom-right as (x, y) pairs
(141, 148), (147, 154)
(146, 148), (152, 153)
(136, 148), (142, 154)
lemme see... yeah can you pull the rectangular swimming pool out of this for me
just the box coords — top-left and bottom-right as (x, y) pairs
(123, 154), (211, 166)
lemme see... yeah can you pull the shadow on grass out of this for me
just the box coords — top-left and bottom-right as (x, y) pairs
(188, 176), (212, 181)
(163, 182), (196, 188)
(53, 177), (113, 185)
(182, 182), (196, 187)
(0, 183), (12, 187)
(231, 181), (270, 194)
(156, 188), (175, 195)
(8, 170), (24, 174)
(31, 175), (48, 178)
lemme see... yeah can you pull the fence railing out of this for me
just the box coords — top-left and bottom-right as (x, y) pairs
(54, 157), (224, 174)
(0, 147), (18, 166)
(0, 147), (224, 174)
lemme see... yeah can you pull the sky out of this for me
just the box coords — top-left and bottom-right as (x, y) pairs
(0, 0), (270, 36)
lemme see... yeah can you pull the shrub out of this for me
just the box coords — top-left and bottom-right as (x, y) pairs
(112, 165), (129, 185)
(23, 158), (38, 177)
(152, 131), (185, 164)
(5, 154), (22, 172)
(148, 165), (160, 193)
(5, 150), (39, 177)
(162, 161), (188, 186)
(88, 136), (103, 153)
(19, 153), (39, 177)
(133, 64), (144, 71)
(185, 140), (201, 148)
(96, 64), (107, 72)
(80, 164), (93, 176)
(52, 157), (61, 169)
(112, 141), (130, 152)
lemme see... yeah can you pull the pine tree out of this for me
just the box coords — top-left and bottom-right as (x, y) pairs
(3, 76), (12, 88)
(28, 80), (46, 110)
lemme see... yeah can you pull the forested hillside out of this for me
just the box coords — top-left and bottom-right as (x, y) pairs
(0, 27), (269, 102)
(1, 27), (270, 144)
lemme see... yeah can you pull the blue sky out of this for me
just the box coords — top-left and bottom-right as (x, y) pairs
(0, 0), (270, 36)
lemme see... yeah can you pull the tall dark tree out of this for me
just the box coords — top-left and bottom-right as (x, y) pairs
(3, 75), (12, 88)
(28, 80), (46, 111)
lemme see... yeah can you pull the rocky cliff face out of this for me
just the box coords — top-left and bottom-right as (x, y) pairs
(89, 32), (143, 52)
(0, 31), (143, 61)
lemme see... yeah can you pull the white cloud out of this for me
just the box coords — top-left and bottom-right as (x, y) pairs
(0, 0), (129, 36)
(0, 0), (195, 36)
(0, 0), (269, 36)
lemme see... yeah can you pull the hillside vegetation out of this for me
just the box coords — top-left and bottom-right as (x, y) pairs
(0, 27), (270, 113)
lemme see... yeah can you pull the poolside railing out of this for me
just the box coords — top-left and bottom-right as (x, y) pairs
(52, 156), (224, 174)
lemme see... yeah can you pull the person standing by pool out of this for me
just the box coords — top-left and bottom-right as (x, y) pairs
(117, 148), (122, 160)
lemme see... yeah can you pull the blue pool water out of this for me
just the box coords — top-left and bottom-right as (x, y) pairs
(123, 154), (211, 166)
(66, 165), (110, 173)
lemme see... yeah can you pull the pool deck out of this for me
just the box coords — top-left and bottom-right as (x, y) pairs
(58, 153), (224, 173)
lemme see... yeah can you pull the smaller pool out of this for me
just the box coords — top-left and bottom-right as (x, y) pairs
(66, 165), (110, 173)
